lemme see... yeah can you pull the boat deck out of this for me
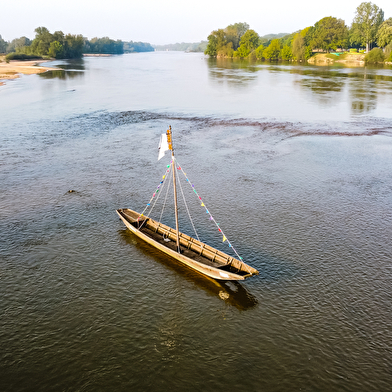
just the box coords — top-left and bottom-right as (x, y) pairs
(137, 223), (226, 269)
(118, 208), (256, 277)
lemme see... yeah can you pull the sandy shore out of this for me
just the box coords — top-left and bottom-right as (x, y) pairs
(0, 57), (60, 86)
(308, 53), (366, 65)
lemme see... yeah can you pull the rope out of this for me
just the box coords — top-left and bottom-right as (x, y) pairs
(150, 161), (171, 217)
(139, 159), (172, 219)
(138, 156), (245, 264)
(174, 157), (244, 262)
(159, 164), (173, 222)
(176, 163), (200, 242)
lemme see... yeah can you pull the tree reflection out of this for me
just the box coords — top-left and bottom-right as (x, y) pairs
(38, 59), (85, 80)
(286, 64), (392, 113)
(296, 73), (344, 105)
(38, 70), (84, 80)
(349, 80), (377, 114)
(207, 57), (258, 88)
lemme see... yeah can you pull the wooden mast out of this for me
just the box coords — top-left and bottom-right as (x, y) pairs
(167, 126), (181, 253)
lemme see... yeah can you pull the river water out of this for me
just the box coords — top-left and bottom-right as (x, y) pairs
(1, 52), (392, 391)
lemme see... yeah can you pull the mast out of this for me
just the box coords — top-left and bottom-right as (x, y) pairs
(167, 126), (181, 253)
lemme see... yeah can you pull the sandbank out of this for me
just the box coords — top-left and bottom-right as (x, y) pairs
(0, 57), (60, 86)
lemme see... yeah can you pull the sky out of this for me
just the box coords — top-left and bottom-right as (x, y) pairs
(1, 0), (392, 45)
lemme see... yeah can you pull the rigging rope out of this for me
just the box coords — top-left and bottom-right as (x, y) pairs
(139, 160), (172, 219)
(138, 156), (244, 263)
(176, 165), (200, 242)
(174, 157), (244, 262)
(159, 163), (173, 223)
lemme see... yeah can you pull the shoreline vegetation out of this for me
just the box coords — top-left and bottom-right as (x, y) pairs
(204, 2), (392, 65)
(0, 26), (154, 62)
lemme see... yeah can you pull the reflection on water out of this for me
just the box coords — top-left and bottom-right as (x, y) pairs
(350, 80), (377, 114)
(38, 59), (85, 80)
(207, 58), (392, 115)
(39, 70), (84, 80)
(207, 57), (258, 87)
(54, 59), (86, 71)
(119, 229), (258, 311)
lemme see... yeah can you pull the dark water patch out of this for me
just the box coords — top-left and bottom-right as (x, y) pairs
(39, 110), (392, 141)
(2, 111), (391, 167)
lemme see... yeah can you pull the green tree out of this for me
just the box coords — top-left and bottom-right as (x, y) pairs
(205, 23), (249, 57)
(233, 29), (259, 57)
(205, 29), (226, 56)
(123, 41), (154, 52)
(351, 2), (384, 52)
(292, 33), (305, 60)
(280, 45), (293, 60)
(365, 47), (385, 62)
(0, 35), (8, 53)
(6, 36), (31, 53)
(385, 43), (392, 61)
(225, 22), (250, 50)
(218, 42), (234, 57)
(292, 28), (313, 61)
(254, 44), (264, 59)
(64, 34), (84, 58)
(263, 39), (281, 60)
(310, 16), (348, 51)
(31, 26), (53, 56)
(48, 41), (64, 58)
(301, 26), (314, 46)
(377, 17), (392, 47)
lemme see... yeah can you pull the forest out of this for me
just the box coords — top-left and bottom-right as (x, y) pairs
(0, 27), (154, 60)
(205, 2), (392, 63)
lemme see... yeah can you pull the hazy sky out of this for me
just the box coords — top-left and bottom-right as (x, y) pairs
(2, 0), (392, 45)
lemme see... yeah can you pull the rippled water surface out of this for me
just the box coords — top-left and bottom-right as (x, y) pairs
(1, 52), (392, 391)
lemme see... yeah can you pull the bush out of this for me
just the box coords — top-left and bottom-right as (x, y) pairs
(5, 52), (43, 61)
(365, 48), (385, 63)
(385, 43), (392, 62)
(254, 44), (264, 60)
(349, 48), (358, 53)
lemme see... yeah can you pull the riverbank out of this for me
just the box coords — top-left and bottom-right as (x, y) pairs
(308, 53), (366, 65)
(0, 56), (59, 86)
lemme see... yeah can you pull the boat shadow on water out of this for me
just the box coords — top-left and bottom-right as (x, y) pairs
(118, 229), (258, 311)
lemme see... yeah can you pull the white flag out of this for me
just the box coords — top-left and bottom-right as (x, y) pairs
(158, 134), (169, 160)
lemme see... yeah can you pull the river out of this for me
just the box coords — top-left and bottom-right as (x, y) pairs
(1, 52), (392, 391)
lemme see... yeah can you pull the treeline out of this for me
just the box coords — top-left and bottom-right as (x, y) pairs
(205, 2), (392, 63)
(83, 37), (123, 55)
(2, 27), (85, 59)
(124, 41), (154, 53)
(0, 27), (154, 60)
(154, 41), (208, 52)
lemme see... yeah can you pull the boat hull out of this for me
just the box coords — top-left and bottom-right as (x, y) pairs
(116, 209), (258, 281)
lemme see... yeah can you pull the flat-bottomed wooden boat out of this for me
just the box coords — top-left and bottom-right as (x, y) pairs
(117, 127), (258, 281)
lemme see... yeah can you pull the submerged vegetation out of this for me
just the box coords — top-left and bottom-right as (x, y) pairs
(205, 2), (392, 64)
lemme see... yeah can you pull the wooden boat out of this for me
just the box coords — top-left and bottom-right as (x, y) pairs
(117, 127), (258, 281)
